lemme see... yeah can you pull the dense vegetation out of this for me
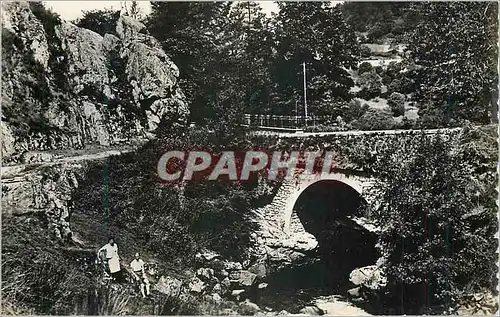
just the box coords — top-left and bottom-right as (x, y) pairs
(371, 125), (498, 314)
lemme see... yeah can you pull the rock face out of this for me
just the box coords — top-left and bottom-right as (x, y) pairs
(2, 162), (83, 239)
(1, 2), (189, 161)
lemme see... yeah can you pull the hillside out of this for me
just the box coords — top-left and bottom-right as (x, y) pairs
(1, 2), (498, 316)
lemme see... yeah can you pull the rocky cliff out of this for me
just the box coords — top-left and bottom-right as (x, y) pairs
(1, 2), (189, 162)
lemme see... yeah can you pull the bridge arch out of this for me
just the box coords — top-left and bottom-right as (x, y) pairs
(283, 172), (365, 234)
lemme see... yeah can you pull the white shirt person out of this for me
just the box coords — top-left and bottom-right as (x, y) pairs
(130, 252), (150, 297)
(98, 237), (121, 275)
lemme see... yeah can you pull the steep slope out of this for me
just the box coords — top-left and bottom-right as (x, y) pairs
(1, 2), (189, 163)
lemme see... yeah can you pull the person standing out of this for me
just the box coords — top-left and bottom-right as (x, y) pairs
(98, 236), (122, 281)
(130, 252), (150, 298)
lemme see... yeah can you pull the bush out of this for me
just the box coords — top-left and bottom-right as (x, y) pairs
(76, 9), (121, 36)
(357, 70), (383, 100)
(359, 46), (371, 57)
(388, 92), (406, 116)
(358, 61), (373, 74)
(352, 108), (395, 130)
(344, 99), (369, 122)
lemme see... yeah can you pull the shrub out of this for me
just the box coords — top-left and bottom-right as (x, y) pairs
(358, 70), (383, 100)
(387, 78), (402, 94)
(76, 9), (121, 36)
(351, 108), (395, 130)
(388, 92), (406, 116)
(344, 99), (369, 123)
(359, 46), (371, 57)
(358, 61), (373, 74)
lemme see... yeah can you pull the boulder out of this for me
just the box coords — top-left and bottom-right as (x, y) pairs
(231, 289), (246, 301)
(238, 299), (261, 315)
(229, 270), (258, 287)
(347, 287), (361, 298)
(223, 261), (243, 271)
(195, 250), (221, 263)
(211, 293), (222, 303)
(220, 277), (231, 294)
(188, 277), (205, 294)
(248, 261), (267, 278)
(155, 275), (183, 297)
(196, 267), (215, 281)
(349, 265), (387, 290)
(212, 283), (222, 294)
(55, 22), (111, 98)
(299, 306), (323, 315)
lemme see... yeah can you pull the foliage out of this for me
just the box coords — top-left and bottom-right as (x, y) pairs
(273, 2), (359, 114)
(371, 128), (497, 314)
(351, 108), (395, 130)
(408, 2), (498, 126)
(96, 286), (131, 315)
(358, 62), (373, 75)
(359, 45), (371, 57)
(387, 92), (406, 116)
(75, 9), (121, 36)
(122, 0), (143, 20)
(147, 2), (360, 122)
(341, 2), (421, 42)
(2, 216), (95, 315)
(357, 70), (383, 100)
(344, 99), (369, 123)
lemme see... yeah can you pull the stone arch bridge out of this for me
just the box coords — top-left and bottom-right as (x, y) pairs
(248, 128), (462, 270)
(252, 168), (378, 265)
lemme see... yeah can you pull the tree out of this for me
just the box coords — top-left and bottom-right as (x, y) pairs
(388, 92), (406, 116)
(408, 2), (498, 126)
(344, 99), (369, 123)
(272, 2), (359, 115)
(358, 70), (383, 100)
(358, 61), (373, 75)
(372, 131), (497, 314)
(351, 108), (395, 130)
(147, 2), (273, 133)
(76, 8), (121, 36)
(122, 1), (142, 20)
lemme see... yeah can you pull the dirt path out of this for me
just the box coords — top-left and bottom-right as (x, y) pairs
(2, 148), (133, 180)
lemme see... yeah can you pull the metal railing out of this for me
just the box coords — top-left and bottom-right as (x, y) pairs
(242, 114), (337, 130)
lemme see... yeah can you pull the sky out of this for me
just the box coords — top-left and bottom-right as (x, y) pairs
(44, 1), (280, 21)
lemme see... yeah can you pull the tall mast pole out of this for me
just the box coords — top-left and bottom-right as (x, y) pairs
(303, 62), (308, 118)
